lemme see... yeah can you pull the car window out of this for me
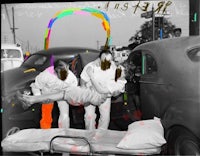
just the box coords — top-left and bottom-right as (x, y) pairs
(187, 47), (200, 62)
(1, 49), (6, 58)
(1, 49), (21, 58)
(34, 56), (47, 65)
(142, 53), (157, 75)
(125, 50), (142, 78)
(23, 54), (48, 67)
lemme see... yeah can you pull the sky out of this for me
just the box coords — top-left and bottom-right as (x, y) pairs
(1, 0), (189, 53)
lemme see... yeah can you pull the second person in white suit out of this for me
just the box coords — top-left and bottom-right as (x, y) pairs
(80, 49), (127, 130)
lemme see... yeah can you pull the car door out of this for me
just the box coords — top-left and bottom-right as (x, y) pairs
(138, 50), (170, 119)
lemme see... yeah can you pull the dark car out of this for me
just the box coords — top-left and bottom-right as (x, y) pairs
(127, 36), (200, 155)
(1, 46), (133, 139)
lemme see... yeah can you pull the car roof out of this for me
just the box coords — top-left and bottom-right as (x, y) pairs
(34, 47), (100, 56)
(1, 43), (22, 50)
(133, 36), (200, 56)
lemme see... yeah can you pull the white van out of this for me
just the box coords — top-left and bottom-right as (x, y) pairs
(1, 43), (24, 72)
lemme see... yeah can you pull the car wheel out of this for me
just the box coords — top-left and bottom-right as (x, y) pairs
(166, 126), (200, 155)
(6, 127), (20, 136)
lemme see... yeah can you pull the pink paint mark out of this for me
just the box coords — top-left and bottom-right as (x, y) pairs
(74, 11), (90, 16)
(70, 145), (78, 152)
(155, 119), (162, 126)
(46, 66), (55, 75)
(87, 115), (93, 120)
(137, 153), (144, 156)
(94, 134), (100, 140)
(70, 100), (84, 106)
(104, 105), (109, 110)
(139, 121), (144, 126)
(58, 122), (62, 128)
(123, 136), (127, 142)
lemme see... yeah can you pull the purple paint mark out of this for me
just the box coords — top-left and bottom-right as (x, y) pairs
(24, 56), (29, 61)
(50, 55), (54, 66)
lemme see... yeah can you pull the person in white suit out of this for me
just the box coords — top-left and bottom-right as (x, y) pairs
(80, 49), (127, 130)
(30, 60), (78, 129)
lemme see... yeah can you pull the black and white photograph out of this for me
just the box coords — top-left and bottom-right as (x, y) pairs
(1, 0), (200, 155)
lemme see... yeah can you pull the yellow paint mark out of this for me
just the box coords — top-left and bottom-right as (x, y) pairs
(24, 68), (36, 73)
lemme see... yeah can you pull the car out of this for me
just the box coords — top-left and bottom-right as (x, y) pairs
(127, 36), (200, 155)
(1, 46), (133, 139)
(1, 43), (24, 72)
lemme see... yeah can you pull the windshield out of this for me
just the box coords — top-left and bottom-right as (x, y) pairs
(1, 49), (22, 58)
(22, 54), (48, 68)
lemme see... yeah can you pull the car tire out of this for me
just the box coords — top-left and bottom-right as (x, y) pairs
(166, 126), (200, 155)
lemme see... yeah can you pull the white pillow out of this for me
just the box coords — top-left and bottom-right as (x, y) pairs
(117, 117), (166, 150)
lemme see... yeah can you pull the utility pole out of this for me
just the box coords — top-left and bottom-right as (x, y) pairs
(97, 40), (99, 50)
(27, 40), (30, 51)
(141, 6), (155, 41)
(10, 7), (18, 44)
(152, 6), (155, 41)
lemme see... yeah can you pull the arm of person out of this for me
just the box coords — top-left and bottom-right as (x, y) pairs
(18, 91), (65, 107)
(30, 83), (41, 96)
(107, 66), (127, 97)
(107, 77), (127, 97)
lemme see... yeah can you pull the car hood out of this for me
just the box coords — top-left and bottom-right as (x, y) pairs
(1, 66), (40, 97)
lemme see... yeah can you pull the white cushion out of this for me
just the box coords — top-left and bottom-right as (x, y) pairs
(117, 117), (166, 150)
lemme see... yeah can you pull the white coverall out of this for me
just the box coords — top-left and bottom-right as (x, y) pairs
(81, 59), (127, 130)
(30, 66), (78, 129)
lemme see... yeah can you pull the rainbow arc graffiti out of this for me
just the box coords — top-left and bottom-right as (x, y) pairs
(44, 7), (111, 50)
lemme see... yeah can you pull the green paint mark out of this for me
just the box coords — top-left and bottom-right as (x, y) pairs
(57, 11), (74, 19)
(82, 8), (100, 13)
(142, 55), (145, 75)
(123, 93), (127, 101)
(194, 13), (197, 22)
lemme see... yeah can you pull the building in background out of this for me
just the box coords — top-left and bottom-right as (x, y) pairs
(112, 46), (131, 64)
